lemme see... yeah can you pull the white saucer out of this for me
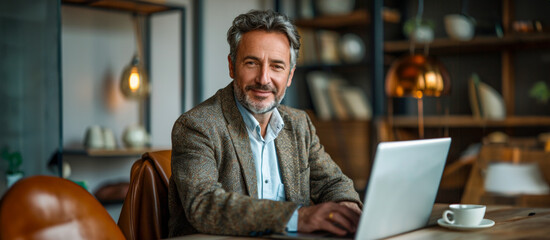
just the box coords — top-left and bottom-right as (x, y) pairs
(437, 218), (495, 230)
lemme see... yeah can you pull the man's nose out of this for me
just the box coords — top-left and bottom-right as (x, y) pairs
(257, 65), (270, 85)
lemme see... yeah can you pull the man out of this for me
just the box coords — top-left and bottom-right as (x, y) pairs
(168, 9), (362, 237)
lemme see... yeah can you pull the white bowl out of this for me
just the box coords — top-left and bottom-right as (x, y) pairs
(444, 14), (475, 41)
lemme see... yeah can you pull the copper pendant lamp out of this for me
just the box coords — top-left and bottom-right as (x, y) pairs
(385, 0), (451, 139)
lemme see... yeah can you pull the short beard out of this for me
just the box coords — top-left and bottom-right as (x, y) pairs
(234, 81), (285, 114)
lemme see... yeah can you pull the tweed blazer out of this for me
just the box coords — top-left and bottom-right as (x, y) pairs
(168, 82), (361, 237)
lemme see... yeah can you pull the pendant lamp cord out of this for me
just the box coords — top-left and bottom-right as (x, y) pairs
(133, 14), (144, 61)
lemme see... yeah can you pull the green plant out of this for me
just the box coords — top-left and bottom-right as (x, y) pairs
(1, 147), (23, 175)
(529, 81), (550, 104)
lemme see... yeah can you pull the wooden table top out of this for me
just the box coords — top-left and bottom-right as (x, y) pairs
(168, 204), (550, 239)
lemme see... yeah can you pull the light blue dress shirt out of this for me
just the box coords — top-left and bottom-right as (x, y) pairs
(235, 98), (299, 232)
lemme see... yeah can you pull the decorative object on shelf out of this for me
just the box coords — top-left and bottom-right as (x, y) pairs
(84, 126), (117, 150)
(468, 73), (505, 120)
(444, 14), (476, 41)
(385, 54), (451, 138)
(315, 0), (355, 16)
(102, 128), (117, 150)
(403, 19), (434, 43)
(513, 20), (543, 33)
(339, 33), (366, 63)
(122, 124), (150, 149)
(1, 147), (24, 188)
(402, 0), (434, 44)
(529, 81), (550, 104)
(84, 125), (105, 149)
(120, 15), (149, 100)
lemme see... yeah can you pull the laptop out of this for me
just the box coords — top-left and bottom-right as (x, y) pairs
(274, 137), (451, 240)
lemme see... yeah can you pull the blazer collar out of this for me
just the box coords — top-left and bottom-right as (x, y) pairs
(275, 118), (300, 202)
(220, 83), (258, 198)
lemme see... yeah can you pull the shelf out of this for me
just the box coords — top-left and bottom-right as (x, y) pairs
(297, 61), (369, 70)
(61, 0), (180, 14)
(294, 8), (400, 29)
(384, 33), (550, 54)
(295, 10), (370, 29)
(381, 115), (550, 128)
(63, 147), (169, 157)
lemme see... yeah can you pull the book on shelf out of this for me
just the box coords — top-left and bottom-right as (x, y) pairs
(316, 30), (341, 64)
(327, 78), (349, 120)
(307, 71), (333, 120)
(340, 85), (372, 120)
(307, 71), (372, 121)
(297, 27), (319, 65)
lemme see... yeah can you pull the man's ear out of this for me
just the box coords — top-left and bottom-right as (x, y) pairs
(286, 67), (295, 87)
(228, 55), (234, 79)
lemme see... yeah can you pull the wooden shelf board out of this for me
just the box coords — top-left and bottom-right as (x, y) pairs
(384, 34), (550, 54)
(63, 147), (169, 157)
(380, 115), (550, 128)
(295, 10), (370, 29)
(61, 0), (177, 14)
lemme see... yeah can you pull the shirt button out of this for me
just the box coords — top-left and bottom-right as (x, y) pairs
(265, 180), (269, 184)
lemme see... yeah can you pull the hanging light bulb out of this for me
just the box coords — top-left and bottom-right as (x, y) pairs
(120, 55), (148, 99)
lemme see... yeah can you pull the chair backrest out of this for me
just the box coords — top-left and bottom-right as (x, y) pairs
(118, 150), (172, 240)
(0, 175), (125, 240)
(462, 144), (550, 207)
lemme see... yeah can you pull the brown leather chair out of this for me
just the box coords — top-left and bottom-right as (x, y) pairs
(0, 175), (125, 240)
(118, 150), (172, 240)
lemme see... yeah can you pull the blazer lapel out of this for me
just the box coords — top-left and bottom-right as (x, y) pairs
(221, 83), (258, 198)
(275, 116), (300, 202)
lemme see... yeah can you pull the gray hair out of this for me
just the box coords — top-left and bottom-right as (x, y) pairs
(227, 9), (301, 70)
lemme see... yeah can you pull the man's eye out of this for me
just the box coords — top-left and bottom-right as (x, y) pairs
(273, 65), (284, 70)
(245, 61), (257, 66)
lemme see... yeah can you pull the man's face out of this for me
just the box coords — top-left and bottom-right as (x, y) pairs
(229, 30), (295, 114)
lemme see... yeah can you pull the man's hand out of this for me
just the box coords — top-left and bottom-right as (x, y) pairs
(339, 201), (361, 215)
(297, 202), (361, 236)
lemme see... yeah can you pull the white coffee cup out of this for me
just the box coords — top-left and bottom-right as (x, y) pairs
(444, 14), (475, 41)
(443, 204), (486, 226)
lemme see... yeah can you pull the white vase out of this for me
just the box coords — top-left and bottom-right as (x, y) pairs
(6, 172), (24, 188)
